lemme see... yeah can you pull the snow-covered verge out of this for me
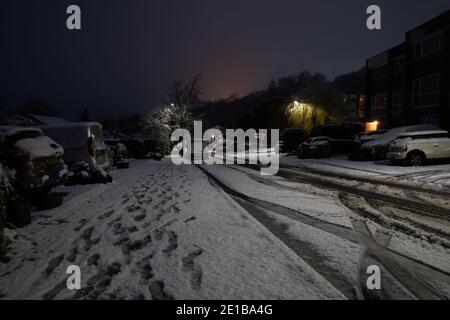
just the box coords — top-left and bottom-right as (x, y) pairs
(0, 160), (343, 300)
(281, 155), (450, 191)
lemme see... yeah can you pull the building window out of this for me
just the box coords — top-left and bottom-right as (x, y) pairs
(415, 34), (442, 58)
(392, 90), (403, 117)
(420, 114), (440, 126)
(372, 65), (388, 80)
(371, 93), (387, 118)
(413, 74), (440, 108)
(393, 57), (405, 74)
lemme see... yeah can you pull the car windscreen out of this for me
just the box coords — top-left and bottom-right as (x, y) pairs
(90, 125), (105, 144)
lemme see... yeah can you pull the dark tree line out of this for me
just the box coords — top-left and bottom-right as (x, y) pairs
(202, 69), (364, 129)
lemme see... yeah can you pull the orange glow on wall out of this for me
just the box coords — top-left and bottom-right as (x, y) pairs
(365, 121), (379, 132)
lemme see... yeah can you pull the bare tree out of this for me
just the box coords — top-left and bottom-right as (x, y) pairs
(164, 74), (203, 110)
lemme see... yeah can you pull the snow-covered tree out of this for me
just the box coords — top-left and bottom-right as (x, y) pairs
(143, 75), (204, 154)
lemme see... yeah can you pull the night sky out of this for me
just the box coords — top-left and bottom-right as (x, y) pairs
(1, 0), (449, 120)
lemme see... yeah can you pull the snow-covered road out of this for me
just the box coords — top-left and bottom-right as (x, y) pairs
(0, 160), (344, 300)
(200, 164), (450, 299)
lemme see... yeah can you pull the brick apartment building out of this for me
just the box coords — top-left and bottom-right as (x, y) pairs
(366, 10), (450, 130)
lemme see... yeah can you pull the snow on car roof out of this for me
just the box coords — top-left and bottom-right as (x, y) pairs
(398, 130), (448, 137)
(363, 124), (439, 148)
(361, 130), (388, 135)
(0, 126), (43, 136)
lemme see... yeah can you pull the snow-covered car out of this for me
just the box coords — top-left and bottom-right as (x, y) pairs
(355, 130), (388, 145)
(387, 130), (450, 166)
(40, 123), (111, 171)
(297, 137), (332, 159)
(348, 130), (388, 160)
(358, 124), (439, 160)
(0, 126), (66, 196)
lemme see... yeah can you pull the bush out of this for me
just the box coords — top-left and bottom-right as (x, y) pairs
(0, 184), (8, 262)
(0, 163), (11, 262)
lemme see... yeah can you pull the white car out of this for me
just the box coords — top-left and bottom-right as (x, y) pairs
(387, 130), (450, 166)
(360, 124), (439, 160)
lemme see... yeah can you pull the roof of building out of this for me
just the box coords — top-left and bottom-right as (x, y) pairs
(29, 114), (69, 125)
(0, 126), (43, 136)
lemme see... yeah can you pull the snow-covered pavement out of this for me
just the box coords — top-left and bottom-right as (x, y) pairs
(0, 160), (344, 300)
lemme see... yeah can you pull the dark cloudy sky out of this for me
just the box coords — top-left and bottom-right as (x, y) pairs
(1, 0), (449, 120)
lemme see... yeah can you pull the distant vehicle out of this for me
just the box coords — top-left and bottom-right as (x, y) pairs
(348, 130), (388, 160)
(387, 130), (450, 166)
(0, 126), (66, 196)
(297, 137), (332, 159)
(358, 124), (439, 160)
(118, 139), (146, 159)
(40, 122), (111, 170)
(112, 143), (130, 169)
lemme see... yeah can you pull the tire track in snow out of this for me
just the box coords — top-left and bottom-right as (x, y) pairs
(199, 166), (450, 300)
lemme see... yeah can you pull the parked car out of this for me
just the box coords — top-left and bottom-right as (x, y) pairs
(297, 135), (356, 159)
(358, 124), (439, 160)
(297, 137), (332, 158)
(119, 139), (146, 159)
(40, 123), (111, 170)
(348, 130), (388, 160)
(387, 130), (450, 166)
(355, 130), (388, 145)
(0, 126), (66, 196)
(112, 143), (130, 169)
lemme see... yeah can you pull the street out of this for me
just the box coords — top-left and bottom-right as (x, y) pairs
(0, 158), (449, 300)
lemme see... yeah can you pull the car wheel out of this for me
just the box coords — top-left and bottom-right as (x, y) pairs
(407, 151), (425, 166)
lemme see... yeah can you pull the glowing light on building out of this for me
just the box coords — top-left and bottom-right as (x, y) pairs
(365, 121), (380, 132)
